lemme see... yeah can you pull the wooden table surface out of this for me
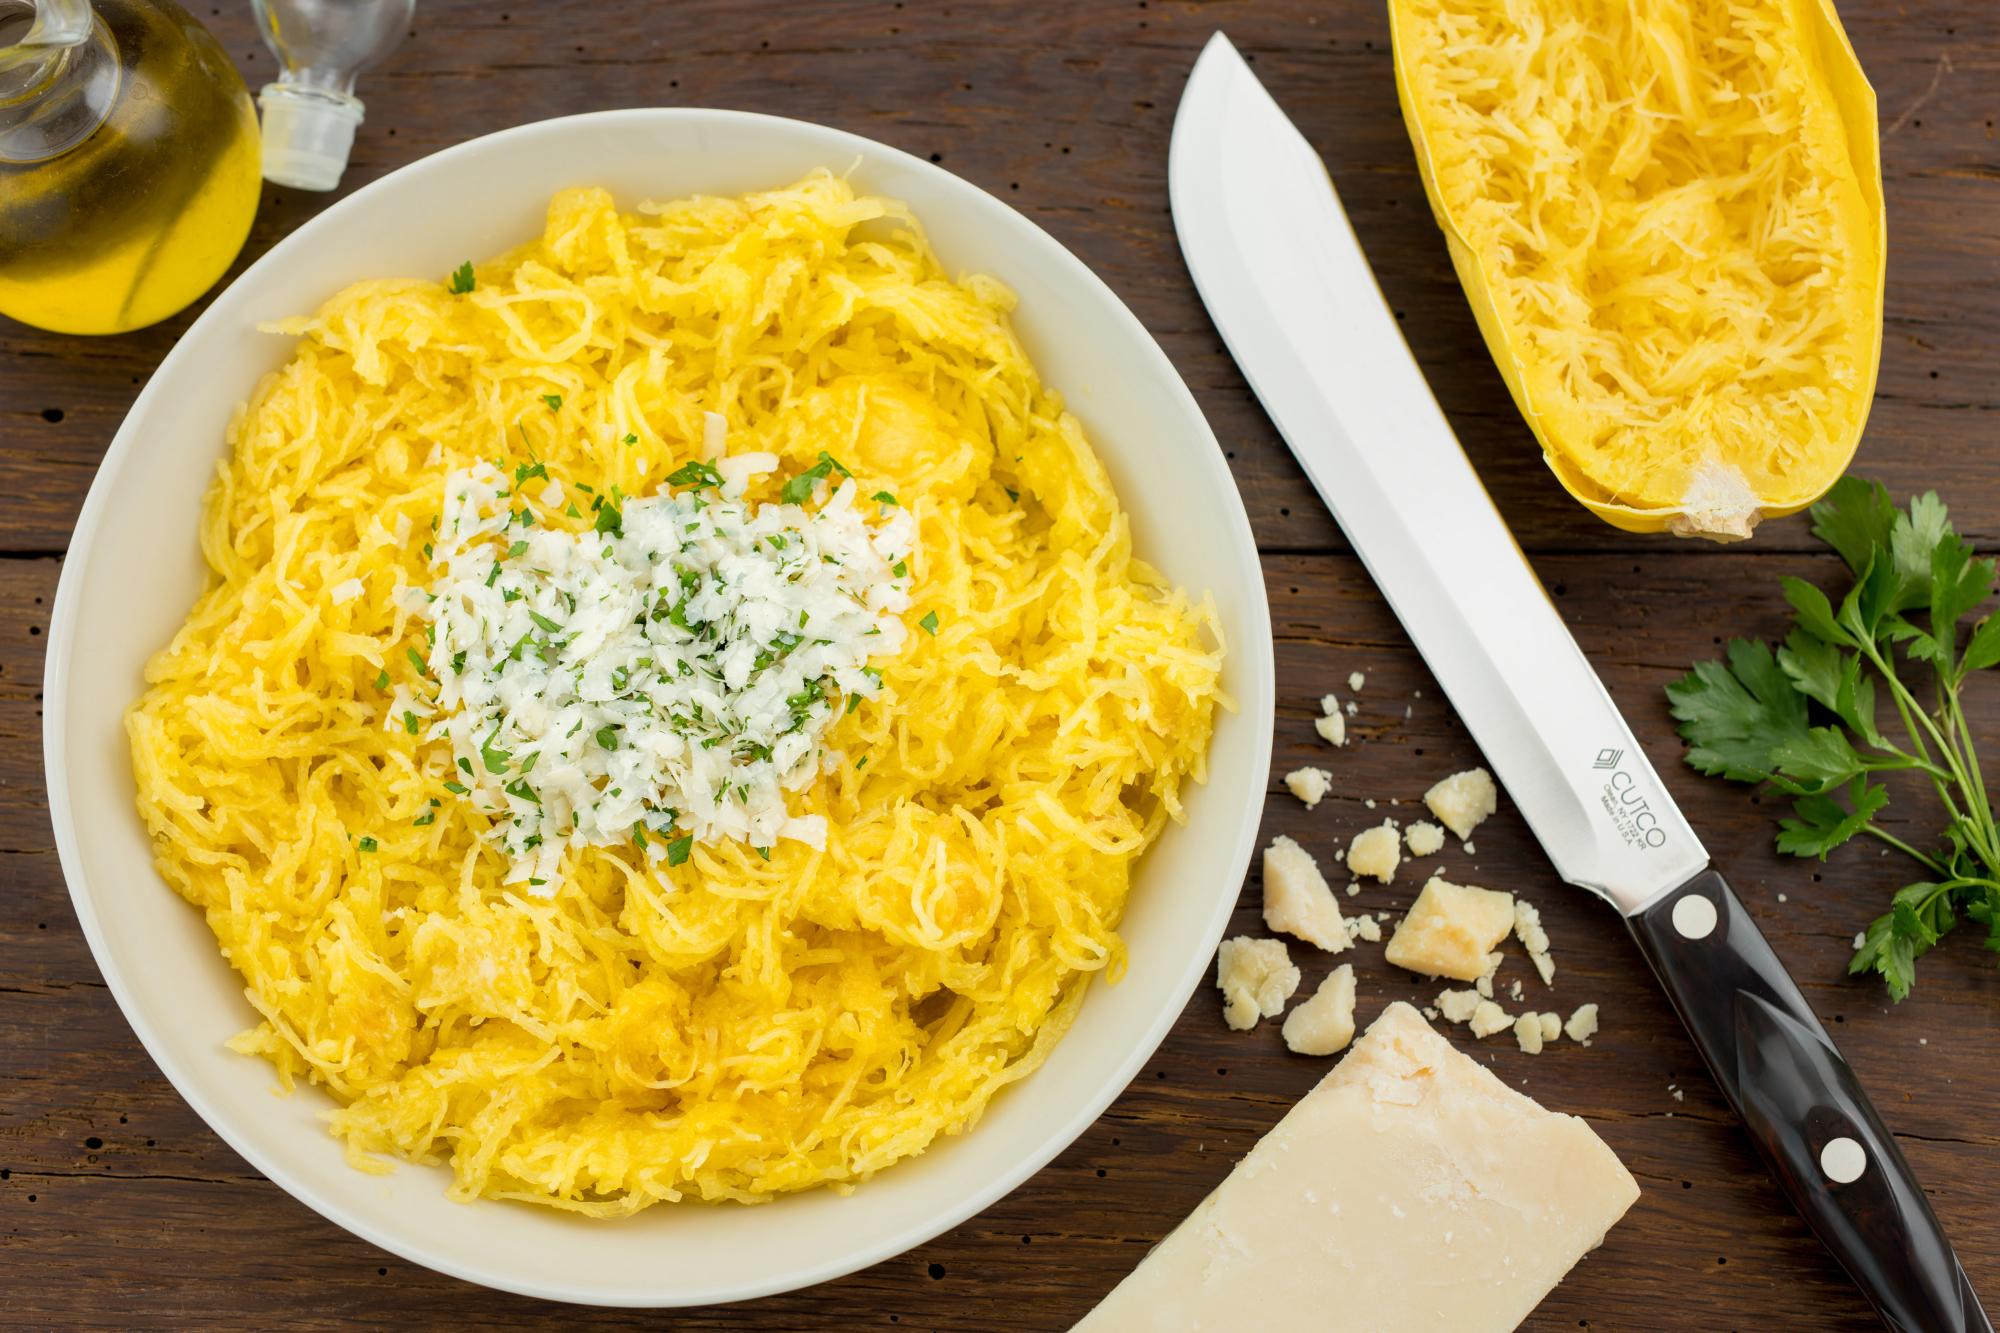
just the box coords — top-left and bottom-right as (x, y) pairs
(6, 0), (1998, 1327)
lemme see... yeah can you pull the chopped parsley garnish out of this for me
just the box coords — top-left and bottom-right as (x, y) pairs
(447, 261), (475, 294)
(542, 393), (563, 411)
(780, 451), (853, 506)
(357, 836), (378, 852)
(375, 669), (390, 690)
(919, 611), (940, 636)
(872, 491), (898, 506)
(667, 459), (724, 491)
(418, 460), (912, 894)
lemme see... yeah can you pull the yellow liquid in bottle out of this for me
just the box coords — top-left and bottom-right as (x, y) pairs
(0, 0), (261, 335)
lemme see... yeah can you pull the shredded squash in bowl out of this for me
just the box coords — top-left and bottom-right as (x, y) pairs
(126, 172), (1224, 1214)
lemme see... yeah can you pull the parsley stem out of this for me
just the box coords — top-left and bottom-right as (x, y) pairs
(1943, 689), (1997, 865)
(1867, 642), (1940, 767)
(1861, 824), (1949, 877)
(1865, 640), (1994, 859)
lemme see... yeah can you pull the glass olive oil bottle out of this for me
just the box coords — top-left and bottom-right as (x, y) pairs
(0, 0), (260, 334)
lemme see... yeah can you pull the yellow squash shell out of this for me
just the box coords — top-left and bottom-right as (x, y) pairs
(1388, 0), (1886, 539)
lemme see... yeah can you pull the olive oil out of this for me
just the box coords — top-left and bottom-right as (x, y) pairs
(0, 0), (260, 335)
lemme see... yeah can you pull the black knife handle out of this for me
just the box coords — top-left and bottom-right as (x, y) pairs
(1628, 869), (1992, 1333)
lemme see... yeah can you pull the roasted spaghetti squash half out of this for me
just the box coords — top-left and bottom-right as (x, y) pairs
(1389, 0), (1885, 539)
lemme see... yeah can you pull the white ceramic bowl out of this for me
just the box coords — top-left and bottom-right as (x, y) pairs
(44, 108), (1274, 1307)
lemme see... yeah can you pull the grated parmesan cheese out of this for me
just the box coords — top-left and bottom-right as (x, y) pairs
(417, 462), (914, 891)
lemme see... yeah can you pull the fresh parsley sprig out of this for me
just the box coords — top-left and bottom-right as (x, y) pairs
(1666, 477), (2000, 1000)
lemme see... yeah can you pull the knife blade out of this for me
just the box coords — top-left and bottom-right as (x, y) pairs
(1170, 32), (1991, 1333)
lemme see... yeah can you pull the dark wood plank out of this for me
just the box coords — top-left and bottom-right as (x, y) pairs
(4, 0), (1998, 1327)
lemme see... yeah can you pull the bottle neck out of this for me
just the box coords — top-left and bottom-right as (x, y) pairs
(0, 0), (120, 165)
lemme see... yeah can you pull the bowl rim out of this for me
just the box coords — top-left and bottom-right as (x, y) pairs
(43, 105), (1273, 1307)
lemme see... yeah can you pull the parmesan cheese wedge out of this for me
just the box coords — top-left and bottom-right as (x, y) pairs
(1074, 1003), (1640, 1332)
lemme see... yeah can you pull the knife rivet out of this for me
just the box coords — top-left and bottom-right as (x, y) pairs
(1671, 893), (1717, 941)
(1821, 1136), (1867, 1184)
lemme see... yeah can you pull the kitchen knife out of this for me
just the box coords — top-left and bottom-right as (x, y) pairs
(1169, 32), (1991, 1333)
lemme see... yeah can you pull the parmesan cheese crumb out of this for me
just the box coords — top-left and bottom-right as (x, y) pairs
(1346, 821), (1402, 882)
(329, 577), (365, 606)
(1436, 988), (1480, 1024)
(1564, 1003), (1600, 1045)
(1468, 999), (1512, 1039)
(1217, 937), (1300, 1031)
(1424, 766), (1498, 841)
(1348, 671), (1365, 692)
(1315, 694), (1347, 747)
(1538, 1012), (1561, 1043)
(1281, 963), (1357, 1056)
(1283, 766), (1333, 809)
(1384, 876), (1514, 981)
(1262, 836), (1350, 953)
(1513, 1012), (1545, 1055)
(1513, 899), (1556, 987)
(1349, 914), (1382, 944)
(1403, 820), (1445, 857)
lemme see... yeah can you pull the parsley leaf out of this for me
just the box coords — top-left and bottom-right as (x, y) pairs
(1669, 477), (2000, 1000)
(918, 611), (939, 637)
(666, 834), (693, 867)
(666, 459), (724, 491)
(780, 451), (851, 506)
(447, 261), (475, 294)
(542, 393), (563, 411)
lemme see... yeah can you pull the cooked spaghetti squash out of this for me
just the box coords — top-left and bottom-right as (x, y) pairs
(1389, 0), (1885, 538)
(127, 173), (1224, 1213)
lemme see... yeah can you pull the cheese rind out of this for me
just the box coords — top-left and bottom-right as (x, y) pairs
(1073, 1003), (1641, 1332)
